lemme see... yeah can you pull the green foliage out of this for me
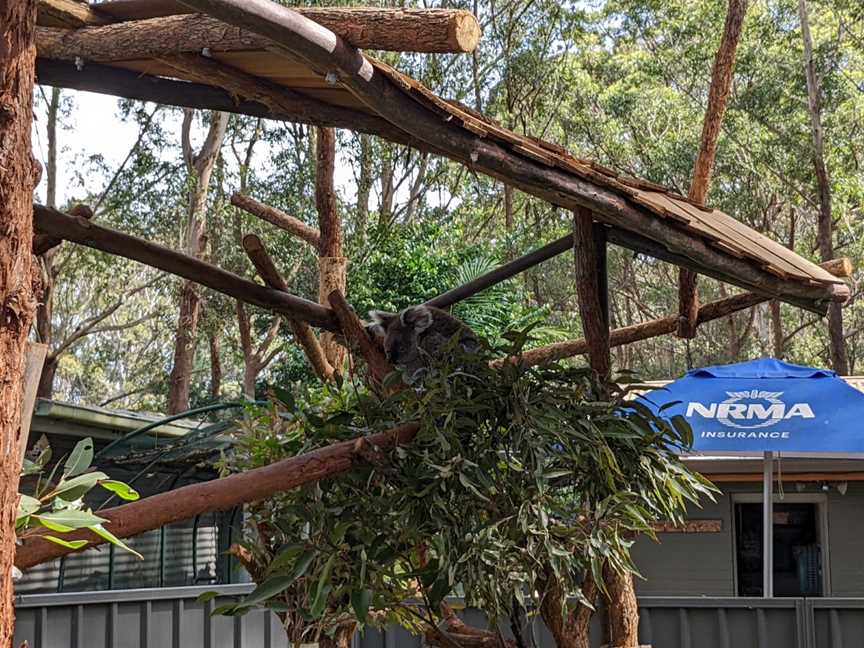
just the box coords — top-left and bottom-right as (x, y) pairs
(16, 437), (143, 564)
(215, 331), (714, 639)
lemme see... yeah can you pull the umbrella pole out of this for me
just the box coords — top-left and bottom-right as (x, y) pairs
(763, 450), (774, 597)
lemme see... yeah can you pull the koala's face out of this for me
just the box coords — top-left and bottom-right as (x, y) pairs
(367, 306), (434, 367)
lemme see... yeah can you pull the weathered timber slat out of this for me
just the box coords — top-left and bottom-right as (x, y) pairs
(33, 204), (341, 331)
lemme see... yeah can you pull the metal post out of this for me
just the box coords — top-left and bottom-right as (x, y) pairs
(763, 451), (773, 597)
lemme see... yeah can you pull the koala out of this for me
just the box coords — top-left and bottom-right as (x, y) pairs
(367, 305), (479, 383)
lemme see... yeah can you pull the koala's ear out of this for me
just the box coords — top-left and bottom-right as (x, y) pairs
(401, 305), (434, 332)
(368, 310), (397, 327)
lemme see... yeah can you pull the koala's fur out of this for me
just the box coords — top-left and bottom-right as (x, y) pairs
(367, 305), (479, 383)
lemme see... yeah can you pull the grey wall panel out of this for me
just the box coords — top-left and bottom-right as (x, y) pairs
(631, 492), (735, 597)
(825, 484), (864, 596)
(25, 586), (864, 648)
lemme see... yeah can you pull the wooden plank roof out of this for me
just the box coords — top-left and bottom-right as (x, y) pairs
(33, 0), (849, 310)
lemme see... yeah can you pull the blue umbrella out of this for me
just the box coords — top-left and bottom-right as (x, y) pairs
(637, 358), (864, 597)
(638, 358), (864, 457)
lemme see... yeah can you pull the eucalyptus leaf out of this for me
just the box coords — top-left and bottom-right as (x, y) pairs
(64, 437), (94, 478)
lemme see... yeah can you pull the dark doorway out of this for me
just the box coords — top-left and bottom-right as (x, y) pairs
(734, 502), (823, 597)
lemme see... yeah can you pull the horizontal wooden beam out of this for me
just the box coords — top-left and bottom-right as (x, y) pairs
(35, 58), (425, 149)
(38, 0), (112, 27)
(15, 422), (420, 569)
(33, 204), (341, 331)
(37, 7), (481, 54)
(495, 258), (848, 369)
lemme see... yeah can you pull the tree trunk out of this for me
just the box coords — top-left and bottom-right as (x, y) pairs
(315, 127), (346, 371)
(677, 0), (748, 338)
(603, 564), (640, 648)
(538, 568), (595, 648)
(209, 331), (222, 400)
(0, 0), (38, 641)
(166, 109), (228, 413)
(572, 208), (610, 380)
(355, 134), (373, 243)
(35, 86), (60, 399)
(770, 300), (784, 359)
(167, 281), (201, 413)
(799, 0), (849, 375)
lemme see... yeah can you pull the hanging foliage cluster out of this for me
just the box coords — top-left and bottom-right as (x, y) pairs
(213, 331), (715, 644)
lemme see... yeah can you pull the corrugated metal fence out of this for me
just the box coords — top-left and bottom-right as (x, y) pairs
(14, 585), (864, 648)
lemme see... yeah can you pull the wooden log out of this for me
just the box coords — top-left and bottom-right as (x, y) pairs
(572, 208), (610, 379)
(820, 257), (853, 278)
(15, 421), (420, 569)
(426, 233), (574, 310)
(241, 234), (334, 381)
(172, 0), (845, 313)
(677, 0), (748, 338)
(232, 193), (320, 247)
(33, 204), (341, 331)
(32, 202), (93, 254)
(35, 58), (425, 150)
(36, 7), (481, 55)
(316, 128), (346, 370)
(327, 289), (393, 385)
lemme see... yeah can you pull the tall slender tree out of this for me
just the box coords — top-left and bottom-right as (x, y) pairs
(0, 0), (38, 640)
(166, 109), (229, 413)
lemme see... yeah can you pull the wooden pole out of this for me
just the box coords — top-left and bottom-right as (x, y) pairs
(36, 7), (482, 54)
(327, 290), (393, 386)
(33, 204), (341, 331)
(572, 207), (610, 380)
(232, 193), (320, 247)
(19, 343), (49, 465)
(15, 422), (420, 569)
(241, 234), (334, 381)
(677, 0), (748, 338)
(0, 0), (39, 641)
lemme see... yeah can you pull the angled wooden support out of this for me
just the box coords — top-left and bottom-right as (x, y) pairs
(15, 421), (420, 569)
(37, 0), (111, 27)
(678, 0), (748, 338)
(32, 203), (93, 254)
(572, 207), (610, 380)
(242, 234), (334, 381)
(233, 193), (320, 247)
(327, 289), (393, 385)
(33, 204), (341, 331)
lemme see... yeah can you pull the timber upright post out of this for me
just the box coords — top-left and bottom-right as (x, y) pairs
(573, 207), (641, 648)
(0, 0), (39, 643)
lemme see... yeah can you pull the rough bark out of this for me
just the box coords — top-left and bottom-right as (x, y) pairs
(15, 422), (420, 569)
(355, 134), (373, 243)
(603, 564), (640, 648)
(770, 300), (784, 359)
(799, 0), (849, 375)
(327, 289), (393, 386)
(166, 109), (228, 413)
(315, 127), (346, 371)
(678, 0), (748, 338)
(572, 208), (610, 380)
(208, 331), (222, 399)
(33, 204), (341, 330)
(232, 192), (320, 247)
(36, 7), (481, 55)
(538, 568), (596, 648)
(0, 0), (38, 641)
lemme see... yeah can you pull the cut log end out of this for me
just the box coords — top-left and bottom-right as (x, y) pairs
(450, 11), (481, 53)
